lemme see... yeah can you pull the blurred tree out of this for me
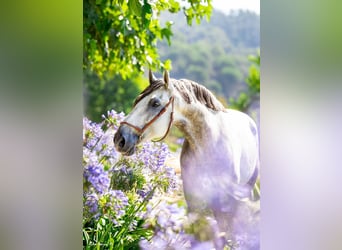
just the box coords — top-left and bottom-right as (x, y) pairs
(218, 10), (260, 48)
(157, 10), (259, 100)
(219, 66), (243, 95)
(83, 0), (213, 79)
(84, 72), (147, 122)
(229, 51), (260, 112)
(186, 65), (208, 83)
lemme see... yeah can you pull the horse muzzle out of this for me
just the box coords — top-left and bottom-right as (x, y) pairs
(114, 125), (139, 156)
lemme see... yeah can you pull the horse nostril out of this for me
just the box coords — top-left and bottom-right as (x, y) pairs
(114, 126), (139, 155)
(118, 137), (125, 149)
(114, 130), (125, 150)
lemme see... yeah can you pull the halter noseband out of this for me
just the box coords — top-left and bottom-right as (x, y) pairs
(120, 96), (174, 142)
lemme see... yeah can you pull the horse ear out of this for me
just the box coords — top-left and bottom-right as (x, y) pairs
(163, 70), (169, 89)
(149, 69), (156, 85)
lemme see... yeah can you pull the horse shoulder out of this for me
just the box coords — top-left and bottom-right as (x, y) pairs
(221, 109), (259, 184)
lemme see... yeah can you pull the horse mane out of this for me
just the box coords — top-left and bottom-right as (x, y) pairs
(134, 78), (226, 112)
(173, 79), (226, 112)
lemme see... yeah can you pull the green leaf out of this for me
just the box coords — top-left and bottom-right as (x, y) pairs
(142, 0), (152, 28)
(161, 27), (173, 45)
(169, 0), (180, 12)
(163, 59), (172, 70)
(128, 0), (142, 16)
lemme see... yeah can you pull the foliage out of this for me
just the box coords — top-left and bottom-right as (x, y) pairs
(83, 0), (213, 79)
(83, 72), (147, 122)
(229, 51), (260, 112)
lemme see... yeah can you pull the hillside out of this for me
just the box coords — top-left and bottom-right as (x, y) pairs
(158, 9), (260, 101)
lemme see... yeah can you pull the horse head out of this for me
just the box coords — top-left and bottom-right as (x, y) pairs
(114, 70), (174, 156)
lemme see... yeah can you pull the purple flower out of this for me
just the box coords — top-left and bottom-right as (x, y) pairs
(106, 190), (129, 218)
(229, 202), (260, 250)
(98, 190), (130, 226)
(84, 164), (110, 194)
(144, 200), (187, 232)
(164, 166), (178, 192)
(83, 147), (98, 165)
(176, 137), (185, 145)
(140, 230), (193, 250)
(97, 130), (118, 159)
(133, 142), (170, 173)
(85, 192), (99, 214)
(83, 117), (105, 149)
(137, 189), (148, 199)
(102, 110), (125, 129)
(190, 241), (214, 250)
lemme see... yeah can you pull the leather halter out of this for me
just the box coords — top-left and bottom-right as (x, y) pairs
(120, 96), (174, 142)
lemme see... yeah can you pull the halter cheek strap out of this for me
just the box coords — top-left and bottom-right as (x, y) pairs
(120, 96), (174, 142)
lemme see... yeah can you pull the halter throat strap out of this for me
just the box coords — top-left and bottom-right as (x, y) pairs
(120, 96), (174, 142)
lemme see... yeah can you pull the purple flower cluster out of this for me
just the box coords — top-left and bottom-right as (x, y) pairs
(140, 201), (193, 250)
(102, 110), (125, 130)
(83, 117), (104, 149)
(139, 201), (220, 250)
(132, 142), (179, 194)
(106, 190), (129, 216)
(229, 202), (260, 250)
(147, 201), (186, 231)
(133, 142), (169, 172)
(84, 193), (99, 214)
(83, 113), (123, 219)
(83, 110), (180, 228)
(84, 164), (110, 194)
(102, 190), (129, 225)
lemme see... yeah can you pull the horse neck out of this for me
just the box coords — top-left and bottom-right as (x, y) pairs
(173, 101), (216, 151)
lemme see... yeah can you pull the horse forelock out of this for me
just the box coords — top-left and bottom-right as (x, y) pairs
(133, 79), (165, 107)
(174, 79), (226, 112)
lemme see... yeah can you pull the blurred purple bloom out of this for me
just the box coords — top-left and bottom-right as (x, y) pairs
(176, 137), (185, 145)
(143, 201), (188, 240)
(137, 189), (148, 199)
(230, 202), (260, 250)
(191, 241), (214, 250)
(164, 166), (177, 192)
(140, 230), (193, 250)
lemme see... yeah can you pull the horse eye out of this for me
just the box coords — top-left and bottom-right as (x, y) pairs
(150, 99), (161, 108)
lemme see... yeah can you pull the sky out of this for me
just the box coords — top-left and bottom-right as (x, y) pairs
(212, 0), (260, 14)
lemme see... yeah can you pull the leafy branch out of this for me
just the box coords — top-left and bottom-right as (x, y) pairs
(84, 0), (213, 79)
